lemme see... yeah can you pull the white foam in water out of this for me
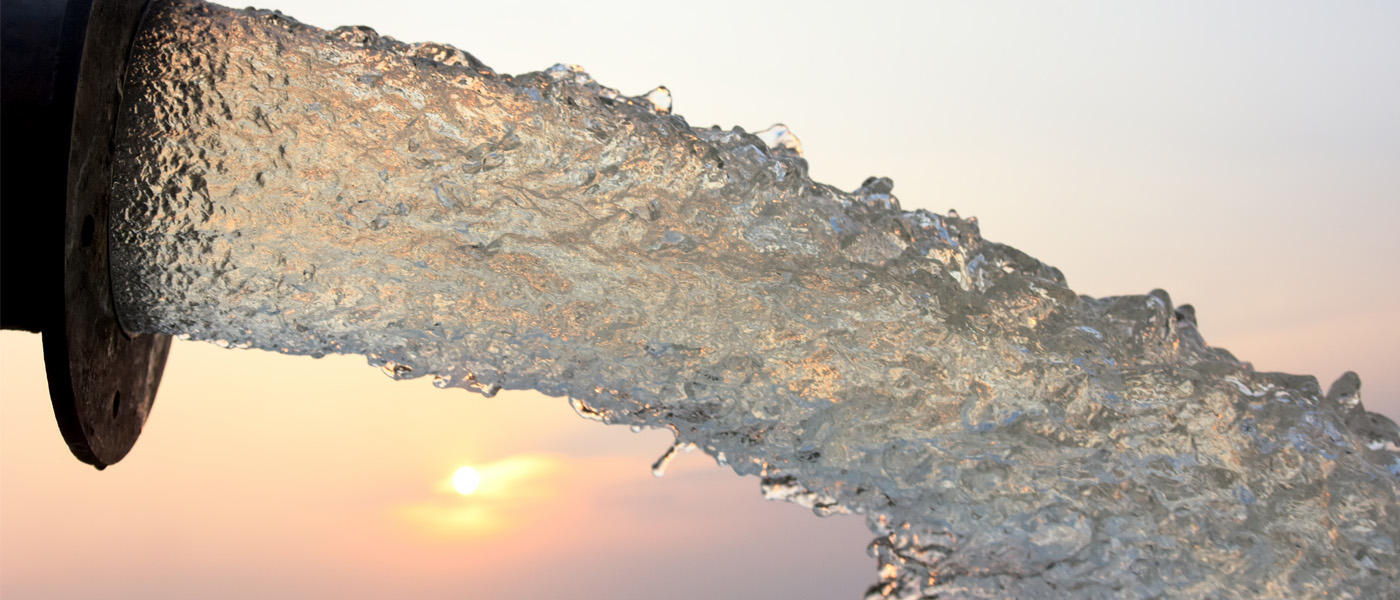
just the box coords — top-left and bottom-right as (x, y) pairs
(110, 1), (1399, 597)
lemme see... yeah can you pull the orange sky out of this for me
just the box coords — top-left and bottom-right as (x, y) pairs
(0, 333), (876, 599)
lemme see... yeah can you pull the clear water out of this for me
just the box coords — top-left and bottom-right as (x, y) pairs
(110, 1), (1400, 597)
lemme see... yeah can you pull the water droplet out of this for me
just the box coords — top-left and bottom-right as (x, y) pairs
(1174, 304), (1198, 326)
(465, 381), (501, 397)
(761, 475), (811, 504)
(651, 440), (684, 477)
(1327, 371), (1363, 411)
(856, 176), (898, 210)
(380, 361), (413, 379)
(639, 86), (672, 114)
(545, 63), (589, 83)
(570, 397), (604, 421)
(754, 123), (804, 157)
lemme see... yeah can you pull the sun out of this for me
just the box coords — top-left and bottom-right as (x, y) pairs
(451, 466), (481, 495)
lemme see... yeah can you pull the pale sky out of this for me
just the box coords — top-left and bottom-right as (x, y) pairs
(3, 2), (1397, 598)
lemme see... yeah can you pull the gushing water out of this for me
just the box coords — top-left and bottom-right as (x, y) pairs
(110, 1), (1399, 597)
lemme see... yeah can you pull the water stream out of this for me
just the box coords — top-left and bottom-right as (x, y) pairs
(109, 1), (1399, 597)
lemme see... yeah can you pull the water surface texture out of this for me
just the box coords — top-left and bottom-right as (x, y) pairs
(110, 1), (1399, 597)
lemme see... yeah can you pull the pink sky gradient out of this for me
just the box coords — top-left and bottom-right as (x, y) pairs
(1, 334), (876, 599)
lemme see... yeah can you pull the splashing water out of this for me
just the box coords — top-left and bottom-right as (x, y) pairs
(109, 1), (1399, 597)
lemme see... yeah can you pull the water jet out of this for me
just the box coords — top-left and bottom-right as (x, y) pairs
(3, 0), (1398, 597)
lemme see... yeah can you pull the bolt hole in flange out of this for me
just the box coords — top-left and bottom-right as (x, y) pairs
(110, 390), (122, 419)
(81, 214), (95, 248)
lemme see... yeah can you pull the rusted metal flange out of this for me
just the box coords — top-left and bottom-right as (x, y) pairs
(2, 0), (170, 469)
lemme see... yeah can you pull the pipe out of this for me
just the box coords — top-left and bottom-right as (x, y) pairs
(0, 0), (171, 469)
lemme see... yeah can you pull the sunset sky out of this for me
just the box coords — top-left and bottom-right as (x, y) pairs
(3, 1), (1397, 598)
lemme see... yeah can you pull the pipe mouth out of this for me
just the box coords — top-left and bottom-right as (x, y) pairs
(1, 0), (170, 469)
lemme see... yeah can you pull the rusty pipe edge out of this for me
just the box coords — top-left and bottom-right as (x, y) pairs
(1, 0), (171, 469)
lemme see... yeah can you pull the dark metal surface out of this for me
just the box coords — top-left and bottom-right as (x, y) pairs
(2, 0), (170, 468)
(1, 0), (71, 333)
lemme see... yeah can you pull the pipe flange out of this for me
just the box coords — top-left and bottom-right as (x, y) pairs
(42, 0), (170, 469)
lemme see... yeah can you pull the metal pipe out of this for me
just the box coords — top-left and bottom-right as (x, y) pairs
(1, 0), (170, 469)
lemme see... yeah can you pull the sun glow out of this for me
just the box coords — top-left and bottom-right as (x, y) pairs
(400, 455), (569, 537)
(452, 466), (481, 495)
